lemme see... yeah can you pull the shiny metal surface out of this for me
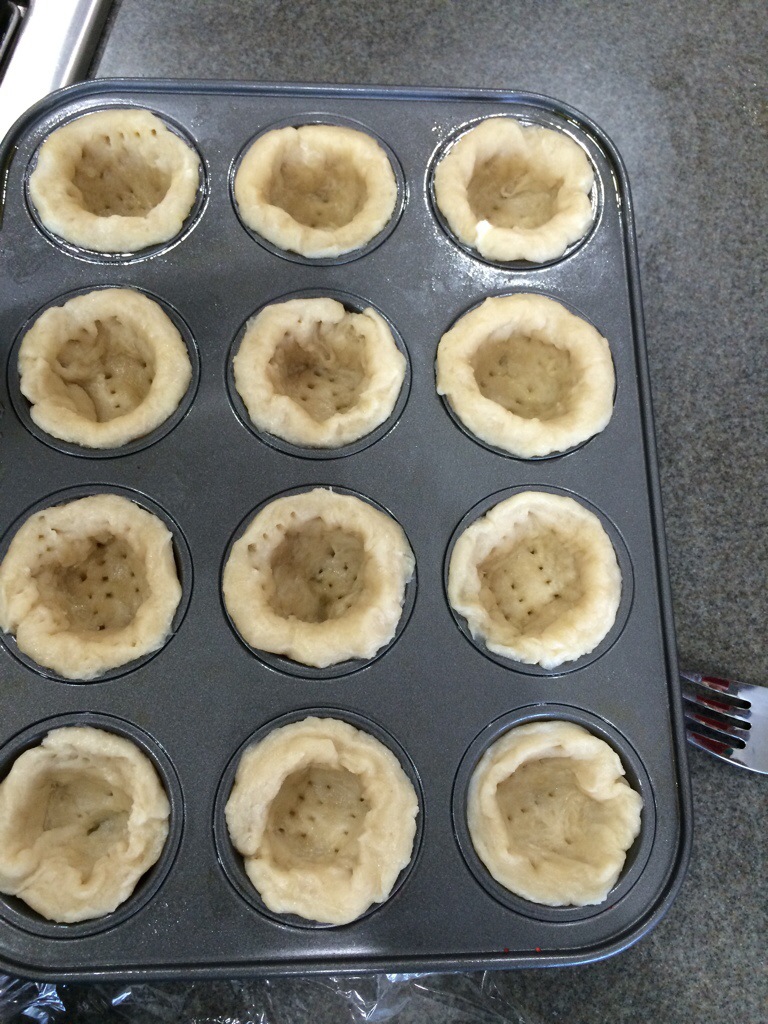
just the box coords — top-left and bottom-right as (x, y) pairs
(0, 0), (113, 143)
(681, 670), (768, 775)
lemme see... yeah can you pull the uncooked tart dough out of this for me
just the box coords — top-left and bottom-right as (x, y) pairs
(233, 124), (397, 257)
(0, 726), (170, 923)
(222, 488), (414, 668)
(225, 716), (418, 924)
(233, 296), (405, 447)
(18, 288), (192, 449)
(436, 293), (614, 457)
(28, 108), (200, 253)
(434, 118), (594, 263)
(448, 491), (621, 668)
(467, 720), (642, 906)
(0, 494), (182, 679)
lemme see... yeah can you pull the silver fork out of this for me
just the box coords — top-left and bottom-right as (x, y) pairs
(681, 670), (768, 775)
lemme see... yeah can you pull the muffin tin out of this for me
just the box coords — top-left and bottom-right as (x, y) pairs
(0, 81), (691, 979)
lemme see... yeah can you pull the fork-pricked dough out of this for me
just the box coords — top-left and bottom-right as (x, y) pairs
(222, 488), (414, 668)
(448, 492), (620, 668)
(234, 124), (397, 257)
(28, 108), (200, 253)
(0, 726), (170, 923)
(0, 494), (182, 679)
(434, 119), (594, 263)
(436, 294), (614, 457)
(18, 288), (192, 449)
(233, 297), (405, 447)
(467, 720), (642, 906)
(225, 717), (418, 924)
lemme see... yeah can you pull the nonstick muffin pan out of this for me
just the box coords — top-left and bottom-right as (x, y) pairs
(0, 81), (691, 979)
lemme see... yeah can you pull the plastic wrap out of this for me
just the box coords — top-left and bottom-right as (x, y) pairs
(0, 971), (537, 1023)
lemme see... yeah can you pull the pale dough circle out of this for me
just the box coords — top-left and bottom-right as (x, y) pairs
(467, 720), (643, 906)
(436, 293), (614, 458)
(18, 288), (193, 449)
(448, 491), (621, 668)
(222, 488), (414, 668)
(225, 716), (419, 924)
(233, 296), (405, 448)
(433, 118), (594, 263)
(28, 108), (201, 253)
(233, 124), (398, 258)
(0, 494), (182, 680)
(0, 726), (170, 923)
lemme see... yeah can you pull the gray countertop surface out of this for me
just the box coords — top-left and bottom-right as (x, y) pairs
(4, 1), (767, 1021)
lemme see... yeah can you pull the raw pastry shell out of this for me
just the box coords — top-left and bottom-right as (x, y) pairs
(225, 716), (418, 924)
(467, 720), (643, 906)
(434, 118), (594, 263)
(436, 293), (614, 458)
(233, 297), (405, 448)
(448, 491), (621, 668)
(18, 288), (192, 449)
(222, 488), (414, 668)
(0, 494), (182, 679)
(28, 109), (200, 253)
(233, 124), (397, 258)
(0, 726), (170, 923)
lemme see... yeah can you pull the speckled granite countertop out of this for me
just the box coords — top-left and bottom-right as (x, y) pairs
(3, 1), (766, 1021)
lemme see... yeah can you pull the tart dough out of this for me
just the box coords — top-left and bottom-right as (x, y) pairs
(436, 294), (614, 457)
(233, 124), (397, 257)
(0, 494), (182, 679)
(467, 720), (643, 906)
(18, 288), (192, 449)
(233, 297), (405, 447)
(434, 118), (594, 263)
(225, 716), (418, 924)
(0, 726), (170, 923)
(28, 108), (200, 253)
(448, 491), (621, 668)
(222, 488), (414, 668)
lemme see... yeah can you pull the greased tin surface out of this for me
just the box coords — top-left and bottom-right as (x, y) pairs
(0, 82), (691, 979)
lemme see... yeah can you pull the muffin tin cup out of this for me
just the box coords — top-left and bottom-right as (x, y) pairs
(219, 483), (417, 680)
(427, 111), (604, 272)
(443, 484), (635, 676)
(451, 703), (656, 924)
(0, 80), (690, 979)
(0, 483), (193, 684)
(7, 285), (201, 459)
(0, 711), (184, 939)
(226, 288), (412, 460)
(24, 103), (209, 265)
(213, 706), (425, 930)
(230, 113), (407, 266)
(437, 288), (618, 462)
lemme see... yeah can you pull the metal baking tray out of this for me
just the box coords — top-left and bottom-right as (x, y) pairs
(0, 81), (692, 979)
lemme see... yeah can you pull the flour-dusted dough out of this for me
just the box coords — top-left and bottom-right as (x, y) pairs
(448, 491), (621, 668)
(233, 297), (405, 448)
(233, 124), (397, 257)
(467, 720), (642, 906)
(223, 489), (414, 668)
(0, 494), (182, 679)
(436, 294), (614, 458)
(0, 726), (170, 923)
(434, 118), (594, 263)
(18, 288), (192, 449)
(28, 108), (200, 253)
(225, 717), (418, 924)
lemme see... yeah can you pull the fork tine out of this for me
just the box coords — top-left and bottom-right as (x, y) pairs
(682, 701), (749, 747)
(680, 670), (750, 709)
(680, 669), (768, 775)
